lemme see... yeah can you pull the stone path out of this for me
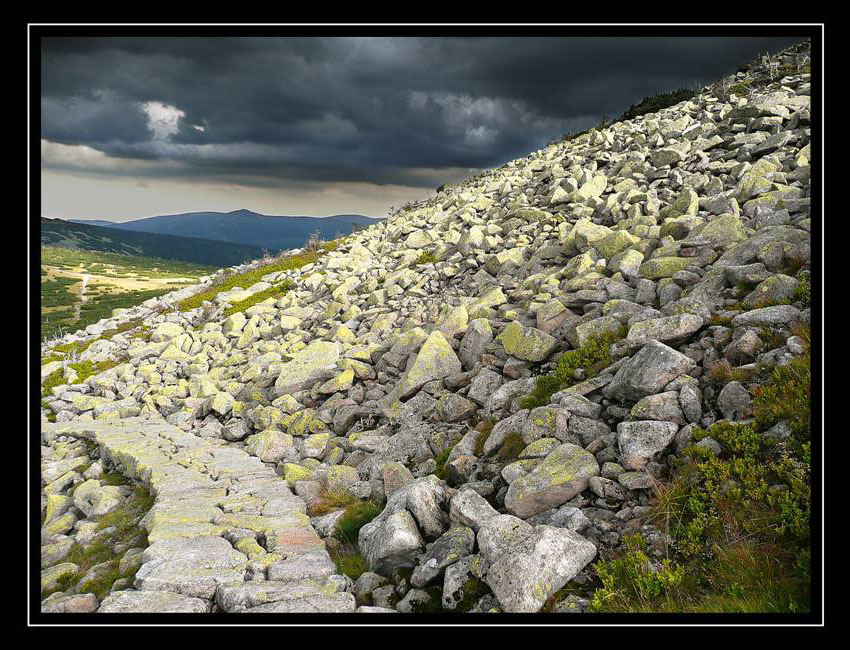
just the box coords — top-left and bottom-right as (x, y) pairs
(42, 417), (356, 613)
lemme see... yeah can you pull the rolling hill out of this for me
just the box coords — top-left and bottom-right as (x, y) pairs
(41, 217), (265, 267)
(70, 209), (382, 252)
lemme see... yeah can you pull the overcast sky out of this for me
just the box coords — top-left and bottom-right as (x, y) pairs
(40, 35), (803, 221)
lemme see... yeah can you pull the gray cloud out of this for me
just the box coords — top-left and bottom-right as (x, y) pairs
(41, 34), (805, 191)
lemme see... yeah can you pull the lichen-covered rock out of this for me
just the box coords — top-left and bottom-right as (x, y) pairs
(496, 321), (557, 362)
(504, 444), (599, 519)
(605, 341), (697, 402)
(99, 590), (213, 613)
(624, 314), (703, 349)
(731, 305), (802, 328)
(617, 420), (680, 470)
(245, 429), (293, 463)
(639, 257), (693, 280)
(387, 330), (462, 405)
(274, 340), (341, 395)
(477, 515), (597, 612)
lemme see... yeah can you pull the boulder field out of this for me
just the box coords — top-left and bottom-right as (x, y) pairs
(39, 40), (812, 614)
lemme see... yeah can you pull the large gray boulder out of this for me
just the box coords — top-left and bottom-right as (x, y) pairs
(477, 514), (597, 612)
(99, 590), (213, 613)
(274, 340), (342, 395)
(449, 486), (500, 531)
(458, 319), (494, 370)
(605, 341), (697, 402)
(617, 420), (680, 470)
(504, 443), (600, 519)
(358, 476), (448, 575)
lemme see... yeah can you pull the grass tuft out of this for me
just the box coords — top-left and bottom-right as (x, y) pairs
(176, 246), (330, 313)
(308, 489), (359, 517)
(415, 251), (439, 265)
(334, 500), (382, 544)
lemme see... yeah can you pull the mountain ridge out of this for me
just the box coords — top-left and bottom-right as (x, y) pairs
(66, 209), (382, 253)
(41, 217), (266, 267)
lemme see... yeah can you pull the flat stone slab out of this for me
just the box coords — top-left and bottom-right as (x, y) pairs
(42, 417), (349, 613)
(98, 590), (213, 613)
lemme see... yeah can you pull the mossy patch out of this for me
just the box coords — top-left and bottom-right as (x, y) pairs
(42, 485), (153, 602)
(176, 247), (329, 312)
(415, 251), (439, 265)
(434, 445), (455, 480)
(495, 432), (526, 463)
(222, 279), (292, 317)
(328, 543), (369, 581)
(472, 420), (495, 456)
(522, 327), (626, 409)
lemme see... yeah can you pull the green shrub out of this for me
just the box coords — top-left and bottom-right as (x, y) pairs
(328, 544), (369, 581)
(593, 336), (811, 613)
(415, 251), (439, 265)
(522, 327), (626, 409)
(176, 248), (326, 312)
(44, 485), (152, 602)
(309, 489), (359, 517)
(792, 277), (810, 308)
(618, 88), (697, 122)
(752, 349), (810, 438)
(472, 420), (495, 456)
(591, 534), (686, 612)
(222, 279), (291, 317)
(496, 432), (526, 463)
(434, 444), (455, 480)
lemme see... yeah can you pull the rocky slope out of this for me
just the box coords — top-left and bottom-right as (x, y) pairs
(39, 40), (812, 614)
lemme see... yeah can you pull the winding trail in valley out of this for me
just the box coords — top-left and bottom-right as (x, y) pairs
(73, 273), (89, 322)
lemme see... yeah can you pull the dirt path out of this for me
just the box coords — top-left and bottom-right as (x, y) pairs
(73, 273), (89, 321)
(45, 267), (196, 291)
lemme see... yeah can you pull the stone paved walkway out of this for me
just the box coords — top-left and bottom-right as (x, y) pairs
(42, 417), (356, 613)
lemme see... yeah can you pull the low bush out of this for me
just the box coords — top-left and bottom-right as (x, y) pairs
(522, 327), (626, 409)
(592, 329), (811, 613)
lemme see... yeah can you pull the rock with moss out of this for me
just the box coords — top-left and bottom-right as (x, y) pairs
(245, 429), (294, 463)
(742, 274), (798, 308)
(274, 339), (342, 395)
(477, 514), (597, 612)
(639, 257), (693, 280)
(504, 443), (600, 519)
(381, 331), (462, 416)
(496, 321), (557, 362)
(623, 313), (703, 350)
(605, 341), (696, 402)
(731, 304), (802, 328)
(684, 213), (747, 250)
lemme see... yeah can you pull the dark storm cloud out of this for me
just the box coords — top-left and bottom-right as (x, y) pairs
(41, 34), (803, 188)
